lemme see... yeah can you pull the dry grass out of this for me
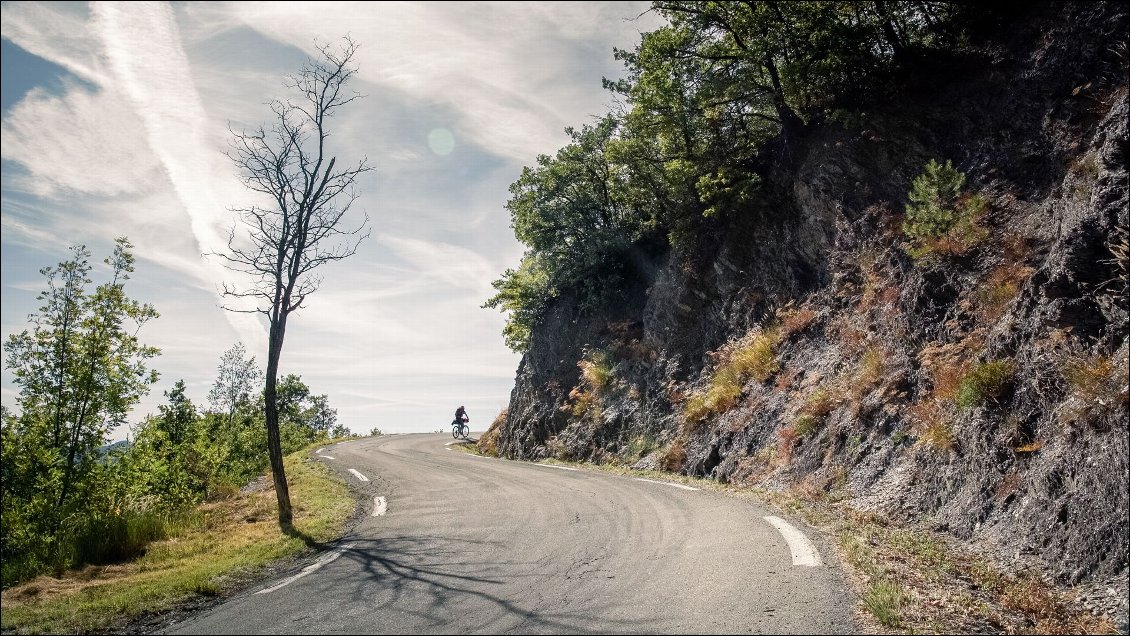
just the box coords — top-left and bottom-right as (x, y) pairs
(683, 326), (781, 424)
(917, 341), (978, 401)
(909, 401), (955, 452)
(776, 427), (798, 464)
(777, 305), (817, 338)
(566, 349), (614, 419)
(1059, 349), (1129, 426)
(749, 490), (1117, 635)
(852, 344), (887, 398)
(476, 409), (507, 457)
(1062, 353), (1120, 401)
(975, 262), (1034, 322)
(831, 317), (869, 356)
(658, 439), (687, 472)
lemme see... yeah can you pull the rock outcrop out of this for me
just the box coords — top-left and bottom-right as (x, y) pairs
(496, 1), (1128, 588)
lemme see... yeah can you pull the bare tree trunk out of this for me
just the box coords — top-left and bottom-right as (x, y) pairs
(264, 320), (292, 525)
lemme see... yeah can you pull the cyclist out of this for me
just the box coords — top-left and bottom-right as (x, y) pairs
(453, 405), (469, 430)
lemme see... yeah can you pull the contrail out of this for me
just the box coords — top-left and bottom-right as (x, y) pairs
(91, 0), (265, 347)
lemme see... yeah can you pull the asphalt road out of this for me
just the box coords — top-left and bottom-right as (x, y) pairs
(163, 433), (857, 634)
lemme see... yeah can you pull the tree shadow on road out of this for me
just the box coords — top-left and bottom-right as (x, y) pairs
(279, 522), (324, 549)
(310, 534), (659, 634)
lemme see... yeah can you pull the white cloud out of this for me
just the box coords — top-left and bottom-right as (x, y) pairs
(377, 233), (502, 297)
(0, 2), (106, 84)
(201, 1), (662, 162)
(0, 83), (162, 197)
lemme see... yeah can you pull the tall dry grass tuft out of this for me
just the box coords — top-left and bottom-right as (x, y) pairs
(476, 409), (507, 457)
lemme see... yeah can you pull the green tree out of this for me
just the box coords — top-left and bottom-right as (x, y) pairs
(2, 238), (159, 576)
(207, 342), (260, 428)
(484, 118), (656, 352)
(307, 394), (338, 434)
(903, 158), (967, 240)
(157, 380), (196, 446)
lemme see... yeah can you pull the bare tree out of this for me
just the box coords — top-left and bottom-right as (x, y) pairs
(218, 37), (371, 525)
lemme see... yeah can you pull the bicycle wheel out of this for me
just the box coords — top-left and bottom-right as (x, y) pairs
(459, 423), (469, 439)
(452, 425), (460, 439)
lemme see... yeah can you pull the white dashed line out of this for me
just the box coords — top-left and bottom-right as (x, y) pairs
(763, 516), (823, 566)
(535, 463), (578, 471)
(256, 542), (355, 594)
(372, 496), (387, 517)
(319, 455), (336, 460)
(634, 477), (700, 491)
(347, 468), (370, 482)
(315, 447), (325, 454)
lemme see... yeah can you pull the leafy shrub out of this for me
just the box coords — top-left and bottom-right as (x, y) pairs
(903, 159), (966, 239)
(956, 360), (1015, 409)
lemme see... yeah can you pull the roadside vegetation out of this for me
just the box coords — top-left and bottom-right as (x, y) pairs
(0, 446), (355, 634)
(1, 237), (352, 623)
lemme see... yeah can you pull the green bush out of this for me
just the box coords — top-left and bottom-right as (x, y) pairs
(903, 159), (966, 240)
(902, 160), (989, 259)
(956, 360), (1015, 409)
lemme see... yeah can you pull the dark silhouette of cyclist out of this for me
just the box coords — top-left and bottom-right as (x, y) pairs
(453, 405), (469, 428)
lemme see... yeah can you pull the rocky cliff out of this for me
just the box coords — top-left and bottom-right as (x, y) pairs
(494, 2), (1128, 588)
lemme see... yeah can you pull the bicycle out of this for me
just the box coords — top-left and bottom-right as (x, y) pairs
(452, 419), (469, 440)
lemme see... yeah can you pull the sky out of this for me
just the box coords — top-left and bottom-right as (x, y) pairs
(0, 1), (665, 440)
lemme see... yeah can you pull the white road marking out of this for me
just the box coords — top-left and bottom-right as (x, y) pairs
(347, 468), (370, 482)
(319, 455), (336, 460)
(535, 463), (578, 471)
(372, 496), (387, 517)
(256, 542), (355, 594)
(315, 447), (325, 454)
(634, 477), (700, 491)
(763, 516), (823, 566)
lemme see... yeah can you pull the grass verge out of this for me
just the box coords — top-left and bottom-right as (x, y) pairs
(0, 445), (356, 635)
